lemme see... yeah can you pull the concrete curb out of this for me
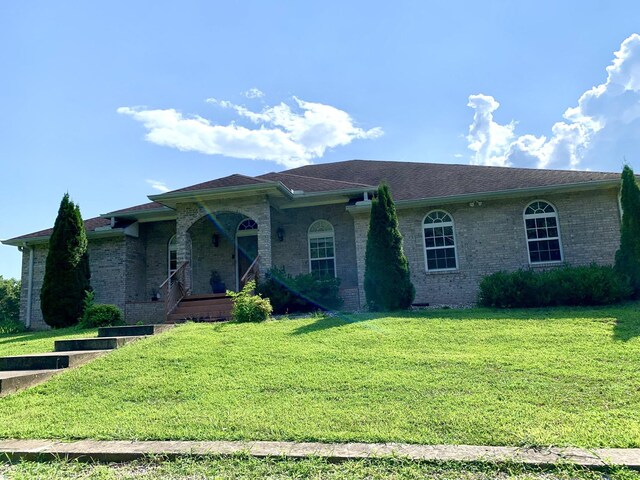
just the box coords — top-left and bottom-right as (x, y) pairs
(0, 440), (638, 469)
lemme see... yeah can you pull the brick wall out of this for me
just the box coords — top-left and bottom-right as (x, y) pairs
(352, 188), (621, 307)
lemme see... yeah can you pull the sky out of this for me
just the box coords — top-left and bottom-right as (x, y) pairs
(2, 1), (640, 279)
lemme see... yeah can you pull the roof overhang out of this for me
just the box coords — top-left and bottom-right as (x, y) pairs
(1, 228), (128, 247)
(100, 206), (176, 223)
(346, 179), (620, 214)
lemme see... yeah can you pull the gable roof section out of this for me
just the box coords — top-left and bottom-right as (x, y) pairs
(4, 216), (113, 245)
(164, 174), (273, 194)
(257, 172), (374, 193)
(284, 160), (621, 201)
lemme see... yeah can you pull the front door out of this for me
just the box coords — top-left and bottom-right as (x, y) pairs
(236, 234), (258, 290)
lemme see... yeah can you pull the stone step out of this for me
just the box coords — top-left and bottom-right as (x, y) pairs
(0, 370), (60, 397)
(98, 324), (173, 338)
(54, 336), (141, 352)
(0, 350), (109, 371)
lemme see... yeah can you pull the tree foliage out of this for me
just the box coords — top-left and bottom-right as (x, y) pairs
(0, 276), (21, 327)
(364, 183), (415, 310)
(40, 193), (91, 328)
(614, 165), (640, 297)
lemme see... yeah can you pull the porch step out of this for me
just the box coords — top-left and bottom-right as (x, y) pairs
(54, 336), (141, 352)
(168, 295), (234, 323)
(98, 324), (174, 338)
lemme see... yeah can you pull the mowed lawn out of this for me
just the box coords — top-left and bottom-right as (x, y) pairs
(0, 304), (638, 447)
(0, 327), (97, 357)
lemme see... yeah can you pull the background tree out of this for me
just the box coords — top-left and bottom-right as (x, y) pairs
(40, 193), (91, 328)
(364, 183), (415, 310)
(0, 276), (20, 324)
(615, 165), (640, 296)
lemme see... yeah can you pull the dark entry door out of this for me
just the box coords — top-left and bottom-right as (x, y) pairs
(237, 235), (258, 289)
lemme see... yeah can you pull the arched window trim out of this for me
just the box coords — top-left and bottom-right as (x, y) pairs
(523, 200), (564, 265)
(236, 218), (258, 237)
(422, 210), (458, 272)
(308, 220), (337, 278)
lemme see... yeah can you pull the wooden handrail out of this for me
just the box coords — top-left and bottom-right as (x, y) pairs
(159, 261), (189, 319)
(240, 255), (261, 285)
(159, 261), (189, 289)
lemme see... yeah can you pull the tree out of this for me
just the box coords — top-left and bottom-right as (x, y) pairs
(40, 193), (91, 328)
(615, 165), (640, 296)
(0, 276), (20, 324)
(364, 183), (415, 310)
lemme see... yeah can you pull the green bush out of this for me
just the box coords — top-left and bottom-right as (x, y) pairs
(0, 318), (25, 335)
(256, 267), (342, 314)
(228, 281), (273, 323)
(478, 265), (632, 308)
(79, 304), (124, 328)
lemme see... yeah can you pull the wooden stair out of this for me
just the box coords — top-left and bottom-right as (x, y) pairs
(167, 293), (233, 323)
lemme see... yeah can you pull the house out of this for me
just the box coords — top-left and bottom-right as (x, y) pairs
(3, 159), (623, 329)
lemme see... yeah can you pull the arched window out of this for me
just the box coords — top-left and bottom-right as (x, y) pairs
(423, 210), (457, 271)
(523, 200), (563, 263)
(237, 218), (258, 233)
(168, 235), (178, 278)
(308, 220), (336, 278)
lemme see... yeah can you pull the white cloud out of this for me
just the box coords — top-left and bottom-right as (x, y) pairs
(466, 33), (640, 170)
(119, 97), (382, 168)
(146, 179), (170, 192)
(243, 88), (264, 99)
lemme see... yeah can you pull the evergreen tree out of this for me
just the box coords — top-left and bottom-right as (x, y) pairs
(364, 183), (415, 310)
(615, 165), (640, 296)
(40, 194), (91, 328)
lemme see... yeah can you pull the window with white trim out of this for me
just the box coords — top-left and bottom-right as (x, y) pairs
(524, 200), (562, 263)
(308, 220), (336, 278)
(423, 210), (457, 271)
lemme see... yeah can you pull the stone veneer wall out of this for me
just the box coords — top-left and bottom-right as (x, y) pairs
(19, 236), (128, 329)
(270, 203), (360, 310)
(352, 188), (621, 307)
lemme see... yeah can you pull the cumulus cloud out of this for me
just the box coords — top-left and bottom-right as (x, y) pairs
(146, 179), (170, 192)
(466, 33), (640, 170)
(243, 88), (264, 99)
(118, 97), (382, 168)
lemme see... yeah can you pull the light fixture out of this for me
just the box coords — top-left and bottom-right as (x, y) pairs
(212, 234), (220, 247)
(276, 227), (285, 242)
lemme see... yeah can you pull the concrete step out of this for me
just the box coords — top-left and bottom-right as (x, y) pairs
(54, 336), (141, 352)
(0, 350), (109, 371)
(0, 370), (60, 397)
(98, 324), (173, 338)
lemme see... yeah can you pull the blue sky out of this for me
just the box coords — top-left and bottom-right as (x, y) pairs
(2, 1), (640, 279)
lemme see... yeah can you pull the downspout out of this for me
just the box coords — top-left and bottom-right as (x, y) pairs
(25, 244), (34, 329)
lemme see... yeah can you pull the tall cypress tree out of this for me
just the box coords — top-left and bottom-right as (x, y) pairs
(364, 183), (415, 310)
(615, 165), (640, 296)
(40, 194), (91, 328)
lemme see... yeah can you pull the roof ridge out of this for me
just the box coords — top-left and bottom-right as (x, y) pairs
(260, 171), (375, 188)
(232, 173), (274, 184)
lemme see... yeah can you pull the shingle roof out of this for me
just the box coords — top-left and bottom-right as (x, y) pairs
(284, 160), (621, 201)
(106, 201), (168, 215)
(6, 216), (112, 243)
(257, 172), (374, 192)
(165, 174), (273, 194)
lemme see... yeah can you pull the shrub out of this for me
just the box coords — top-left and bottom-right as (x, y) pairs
(478, 265), (632, 308)
(41, 193), (91, 328)
(256, 267), (342, 314)
(0, 318), (25, 335)
(228, 281), (273, 322)
(79, 304), (124, 328)
(364, 183), (415, 311)
(0, 276), (20, 328)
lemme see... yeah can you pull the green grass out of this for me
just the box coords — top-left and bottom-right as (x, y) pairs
(0, 304), (638, 447)
(0, 326), (97, 357)
(2, 456), (639, 480)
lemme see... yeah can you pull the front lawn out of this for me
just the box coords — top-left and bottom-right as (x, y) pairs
(0, 304), (638, 447)
(0, 326), (97, 357)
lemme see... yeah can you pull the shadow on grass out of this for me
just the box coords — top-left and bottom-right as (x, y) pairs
(612, 309), (640, 341)
(290, 312), (379, 335)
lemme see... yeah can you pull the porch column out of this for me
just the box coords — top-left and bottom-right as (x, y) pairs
(352, 211), (371, 309)
(176, 203), (200, 294)
(256, 198), (272, 279)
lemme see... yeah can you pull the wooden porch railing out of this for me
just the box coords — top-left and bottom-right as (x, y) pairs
(240, 255), (260, 290)
(159, 261), (189, 319)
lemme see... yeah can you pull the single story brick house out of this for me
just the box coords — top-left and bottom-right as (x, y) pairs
(3, 160), (623, 329)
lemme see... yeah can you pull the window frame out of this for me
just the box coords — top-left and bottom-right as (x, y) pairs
(307, 220), (337, 278)
(422, 210), (459, 272)
(523, 200), (564, 265)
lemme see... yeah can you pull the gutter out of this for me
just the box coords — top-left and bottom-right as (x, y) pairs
(25, 245), (33, 329)
(346, 179), (621, 213)
(1, 228), (128, 247)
